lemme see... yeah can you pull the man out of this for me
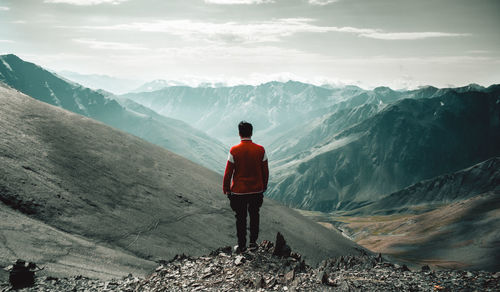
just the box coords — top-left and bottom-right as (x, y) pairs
(223, 121), (269, 253)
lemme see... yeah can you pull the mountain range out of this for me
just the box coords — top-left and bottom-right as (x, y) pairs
(122, 76), (500, 212)
(131, 79), (189, 93)
(0, 54), (227, 173)
(310, 157), (500, 271)
(121, 81), (366, 145)
(1, 53), (499, 273)
(348, 157), (500, 216)
(269, 88), (500, 211)
(57, 71), (143, 95)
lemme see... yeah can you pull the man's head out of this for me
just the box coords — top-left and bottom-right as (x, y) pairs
(238, 121), (253, 138)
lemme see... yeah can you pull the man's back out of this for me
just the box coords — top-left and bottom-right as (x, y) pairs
(223, 138), (268, 195)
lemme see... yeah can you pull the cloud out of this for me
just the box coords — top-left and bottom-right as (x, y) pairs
(74, 18), (468, 44)
(360, 31), (470, 40)
(77, 18), (330, 44)
(44, 0), (128, 5)
(154, 45), (324, 64)
(204, 0), (274, 4)
(467, 50), (490, 54)
(0, 6), (10, 11)
(91, 44), (334, 82)
(73, 39), (149, 51)
(0, 40), (14, 43)
(308, 0), (338, 5)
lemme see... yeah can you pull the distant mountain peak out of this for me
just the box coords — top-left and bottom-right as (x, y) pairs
(131, 79), (188, 93)
(417, 85), (438, 90)
(373, 86), (394, 93)
(0, 53), (21, 60)
(465, 83), (485, 91)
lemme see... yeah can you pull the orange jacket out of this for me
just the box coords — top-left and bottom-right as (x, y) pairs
(223, 139), (269, 195)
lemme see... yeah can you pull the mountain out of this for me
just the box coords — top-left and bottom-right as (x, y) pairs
(269, 103), (382, 162)
(348, 157), (500, 215)
(297, 158), (500, 271)
(57, 70), (143, 94)
(131, 79), (187, 93)
(0, 54), (227, 173)
(268, 89), (500, 211)
(131, 79), (231, 93)
(268, 84), (479, 163)
(113, 97), (228, 172)
(121, 81), (366, 145)
(121, 80), (446, 149)
(329, 191), (500, 271)
(0, 82), (365, 278)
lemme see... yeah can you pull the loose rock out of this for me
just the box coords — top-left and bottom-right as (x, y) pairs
(3, 233), (499, 291)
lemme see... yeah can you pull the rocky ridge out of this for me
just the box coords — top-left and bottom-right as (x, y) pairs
(3, 234), (499, 291)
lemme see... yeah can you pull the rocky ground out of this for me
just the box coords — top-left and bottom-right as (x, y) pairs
(2, 234), (499, 291)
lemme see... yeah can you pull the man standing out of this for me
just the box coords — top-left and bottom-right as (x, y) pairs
(223, 121), (269, 253)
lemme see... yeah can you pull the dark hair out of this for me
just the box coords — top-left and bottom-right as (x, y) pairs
(238, 121), (253, 137)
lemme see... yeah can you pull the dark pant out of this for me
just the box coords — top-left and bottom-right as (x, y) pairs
(229, 193), (264, 248)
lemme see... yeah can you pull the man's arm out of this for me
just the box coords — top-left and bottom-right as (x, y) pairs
(262, 150), (269, 192)
(223, 160), (234, 194)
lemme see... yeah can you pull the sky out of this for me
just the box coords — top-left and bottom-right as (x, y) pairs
(0, 0), (499, 89)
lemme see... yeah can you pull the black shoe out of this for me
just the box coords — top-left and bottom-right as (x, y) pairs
(248, 242), (258, 251)
(233, 245), (246, 254)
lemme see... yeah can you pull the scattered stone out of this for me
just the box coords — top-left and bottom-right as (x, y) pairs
(234, 255), (245, 266)
(266, 276), (276, 288)
(2, 233), (499, 291)
(337, 279), (350, 291)
(401, 264), (411, 272)
(318, 270), (329, 284)
(421, 265), (431, 272)
(209, 246), (232, 256)
(290, 252), (301, 260)
(273, 232), (291, 257)
(260, 239), (274, 250)
(7, 259), (41, 289)
(253, 274), (265, 288)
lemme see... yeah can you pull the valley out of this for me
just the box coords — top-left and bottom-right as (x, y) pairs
(298, 191), (500, 271)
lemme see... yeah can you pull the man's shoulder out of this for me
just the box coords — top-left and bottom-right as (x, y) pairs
(229, 143), (242, 152)
(230, 141), (265, 152)
(249, 140), (265, 149)
(253, 142), (265, 152)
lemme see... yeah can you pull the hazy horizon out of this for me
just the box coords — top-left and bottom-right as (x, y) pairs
(1, 0), (499, 89)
